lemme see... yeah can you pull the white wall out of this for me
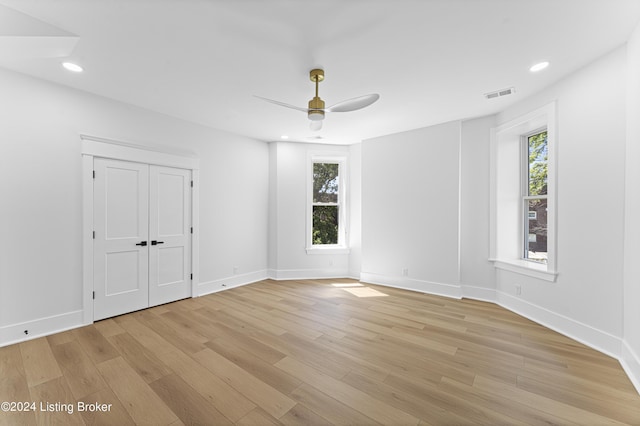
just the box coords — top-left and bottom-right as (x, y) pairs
(623, 20), (640, 391)
(494, 47), (627, 356)
(268, 141), (353, 279)
(348, 143), (363, 278)
(0, 68), (269, 345)
(359, 117), (497, 298)
(460, 115), (497, 299)
(360, 121), (463, 296)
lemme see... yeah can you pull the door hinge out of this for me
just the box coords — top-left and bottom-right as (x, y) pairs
(92, 231), (95, 239)
(190, 273), (193, 280)
(93, 170), (96, 179)
(92, 291), (95, 300)
(190, 180), (193, 188)
(190, 227), (193, 234)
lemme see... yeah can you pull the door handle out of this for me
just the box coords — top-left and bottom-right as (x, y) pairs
(135, 241), (148, 246)
(151, 240), (164, 245)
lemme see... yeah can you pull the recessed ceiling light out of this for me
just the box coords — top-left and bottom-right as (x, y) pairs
(530, 61), (549, 73)
(281, 135), (289, 139)
(62, 62), (83, 73)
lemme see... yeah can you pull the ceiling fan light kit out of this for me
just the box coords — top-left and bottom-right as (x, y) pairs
(256, 68), (379, 131)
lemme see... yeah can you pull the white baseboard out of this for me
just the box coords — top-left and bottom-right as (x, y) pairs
(496, 290), (622, 359)
(622, 341), (640, 395)
(461, 285), (497, 303)
(197, 269), (269, 297)
(359, 272), (462, 299)
(0, 310), (84, 348)
(268, 268), (351, 281)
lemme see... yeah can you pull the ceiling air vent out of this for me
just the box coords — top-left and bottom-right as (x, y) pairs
(484, 87), (515, 100)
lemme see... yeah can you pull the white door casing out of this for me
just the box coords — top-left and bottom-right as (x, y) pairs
(149, 165), (191, 307)
(82, 135), (200, 325)
(93, 158), (150, 321)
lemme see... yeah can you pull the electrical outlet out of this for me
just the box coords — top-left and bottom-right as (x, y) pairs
(515, 285), (522, 295)
(233, 266), (239, 275)
(402, 268), (409, 276)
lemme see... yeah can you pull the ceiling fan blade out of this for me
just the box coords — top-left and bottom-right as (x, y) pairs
(310, 120), (323, 131)
(326, 93), (380, 112)
(254, 95), (308, 113)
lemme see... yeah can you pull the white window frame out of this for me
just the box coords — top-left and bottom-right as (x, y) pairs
(306, 154), (349, 255)
(489, 102), (558, 281)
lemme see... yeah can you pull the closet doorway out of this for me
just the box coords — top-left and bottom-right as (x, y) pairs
(82, 136), (199, 323)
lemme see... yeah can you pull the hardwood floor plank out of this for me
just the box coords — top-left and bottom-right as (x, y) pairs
(516, 374), (640, 424)
(96, 357), (178, 425)
(50, 340), (107, 400)
(341, 371), (454, 423)
(77, 388), (136, 426)
(279, 403), (333, 426)
(473, 374), (631, 425)
(193, 348), (297, 419)
(0, 345), (36, 426)
(29, 376), (85, 425)
(112, 315), (179, 356)
(289, 383), (380, 426)
(154, 346), (256, 422)
(348, 317), (458, 355)
(45, 329), (77, 347)
(19, 337), (62, 387)
(149, 373), (233, 426)
(437, 376), (556, 426)
(131, 310), (207, 354)
(236, 407), (282, 426)
(191, 308), (287, 364)
(93, 318), (126, 338)
(107, 332), (172, 383)
(276, 356), (420, 425)
(73, 326), (120, 365)
(205, 337), (302, 395)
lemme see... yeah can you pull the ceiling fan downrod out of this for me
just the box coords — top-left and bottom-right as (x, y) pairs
(308, 69), (325, 121)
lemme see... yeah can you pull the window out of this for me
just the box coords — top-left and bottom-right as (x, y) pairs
(523, 130), (548, 263)
(490, 102), (557, 281)
(307, 156), (348, 254)
(312, 162), (340, 245)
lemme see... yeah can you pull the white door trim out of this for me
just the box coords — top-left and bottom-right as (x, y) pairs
(81, 134), (200, 325)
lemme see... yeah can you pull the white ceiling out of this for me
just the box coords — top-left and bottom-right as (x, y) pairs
(1, 0), (639, 145)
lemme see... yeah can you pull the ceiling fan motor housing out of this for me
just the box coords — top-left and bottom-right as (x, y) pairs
(308, 96), (325, 120)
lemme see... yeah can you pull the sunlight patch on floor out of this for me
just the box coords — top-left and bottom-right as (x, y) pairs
(330, 282), (388, 297)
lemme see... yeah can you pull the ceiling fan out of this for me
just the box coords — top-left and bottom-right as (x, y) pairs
(255, 69), (379, 131)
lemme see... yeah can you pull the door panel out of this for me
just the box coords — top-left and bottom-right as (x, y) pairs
(158, 247), (185, 286)
(94, 159), (149, 321)
(105, 167), (144, 239)
(148, 165), (191, 307)
(105, 251), (141, 295)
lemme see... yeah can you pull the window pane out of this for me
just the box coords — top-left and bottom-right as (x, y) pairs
(528, 131), (548, 196)
(313, 205), (338, 245)
(313, 163), (339, 203)
(525, 198), (547, 263)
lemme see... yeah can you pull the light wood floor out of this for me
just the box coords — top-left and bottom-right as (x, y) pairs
(1, 279), (640, 425)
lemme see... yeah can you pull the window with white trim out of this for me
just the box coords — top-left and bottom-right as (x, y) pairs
(490, 102), (557, 281)
(306, 156), (348, 254)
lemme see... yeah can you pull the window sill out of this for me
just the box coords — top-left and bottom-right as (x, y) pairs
(306, 246), (350, 255)
(490, 258), (558, 282)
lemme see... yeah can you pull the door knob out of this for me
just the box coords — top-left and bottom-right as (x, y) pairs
(135, 241), (148, 246)
(151, 240), (164, 245)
